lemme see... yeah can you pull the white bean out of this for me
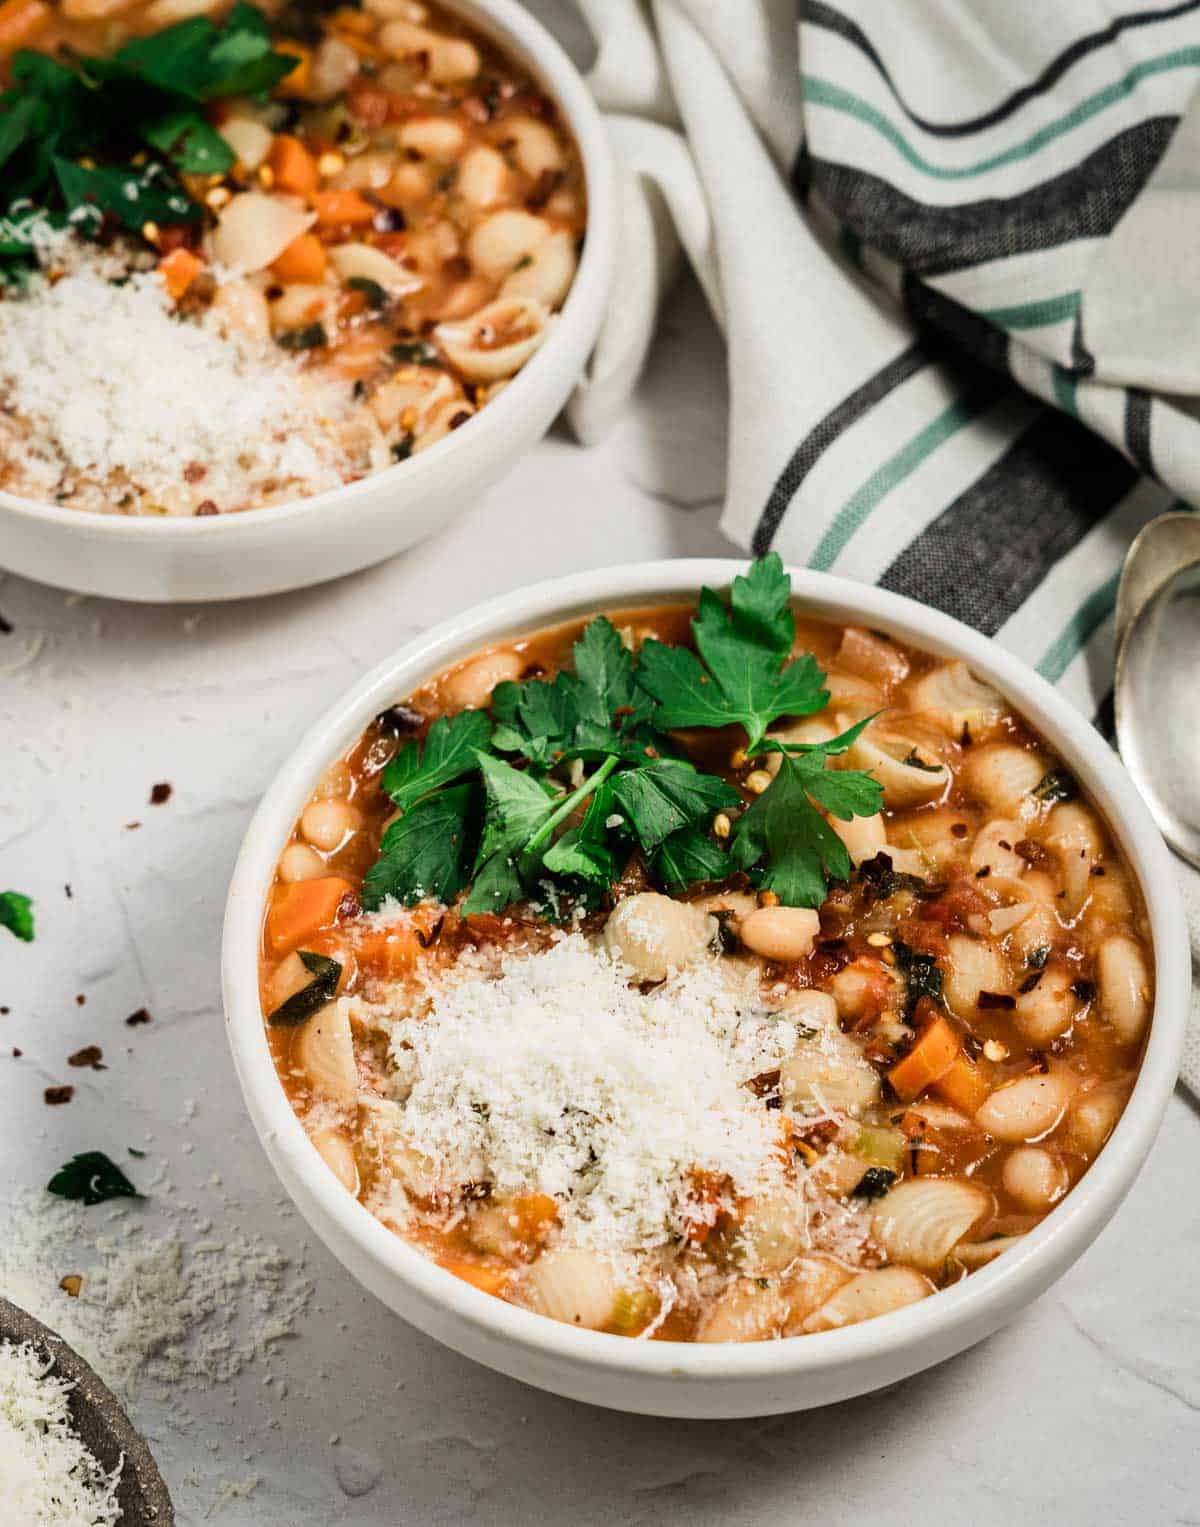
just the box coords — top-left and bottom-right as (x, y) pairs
(830, 810), (887, 866)
(943, 933), (1010, 1018)
(467, 209), (550, 281)
(522, 1247), (622, 1330)
(457, 145), (510, 208)
(1067, 1082), (1126, 1154)
(399, 116), (467, 159)
(735, 1192), (806, 1274)
(739, 905), (820, 963)
(1002, 1146), (1067, 1210)
(975, 1068), (1073, 1143)
(961, 744), (1047, 819)
(301, 799), (360, 852)
(310, 36), (361, 100)
(278, 843), (327, 883)
(1097, 934), (1151, 1045)
(969, 818), (1026, 880)
(503, 117), (566, 179)
(442, 648), (524, 711)
(1014, 964), (1080, 1045)
(501, 228), (577, 310)
(602, 893), (716, 981)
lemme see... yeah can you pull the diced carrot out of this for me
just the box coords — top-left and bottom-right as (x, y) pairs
(312, 189), (375, 226)
(158, 247), (203, 302)
(440, 1260), (509, 1297)
(268, 134), (319, 199)
(0, 0), (49, 52)
(888, 1015), (960, 1102)
(354, 925), (421, 981)
(270, 231), (328, 283)
(272, 41), (313, 99)
(933, 1054), (991, 1116)
(509, 1193), (558, 1244)
(266, 876), (355, 957)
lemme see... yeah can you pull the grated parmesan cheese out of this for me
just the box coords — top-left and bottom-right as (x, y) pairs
(0, 1340), (123, 1527)
(0, 247), (363, 516)
(379, 936), (801, 1255)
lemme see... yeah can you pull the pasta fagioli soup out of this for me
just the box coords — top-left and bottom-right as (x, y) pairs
(259, 559), (1153, 1343)
(0, 0), (583, 515)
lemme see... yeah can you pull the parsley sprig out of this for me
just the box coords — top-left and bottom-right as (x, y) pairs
(0, 4), (296, 279)
(362, 556), (884, 916)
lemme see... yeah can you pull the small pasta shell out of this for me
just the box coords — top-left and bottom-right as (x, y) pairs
(952, 1234), (1023, 1269)
(969, 818), (1027, 879)
(908, 661), (1006, 742)
(780, 1257), (855, 1333)
(329, 241), (420, 295)
(501, 228), (578, 310)
(802, 1266), (933, 1332)
(834, 628), (910, 688)
(435, 297), (551, 382)
(975, 1067), (1074, 1143)
(1002, 1146), (1068, 1210)
(961, 744), (1047, 819)
(781, 1028), (880, 1117)
(735, 1192), (807, 1274)
(504, 116), (566, 179)
(466, 209), (551, 281)
(296, 1001), (357, 1102)
(521, 1247), (623, 1330)
(871, 1179), (991, 1271)
(830, 810), (887, 866)
(696, 1278), (788, 1343)
(210, 192), (315, 274)
(1041, 802), (1105, 914)
(1067, 1081), (1128, 1154)
(312, 1127), (359, 1194)
(1097, 934), (1151, 1045)
(845, 723), (950, 808)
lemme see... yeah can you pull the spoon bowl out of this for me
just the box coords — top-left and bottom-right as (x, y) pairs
(1115, 512), (1200, 869)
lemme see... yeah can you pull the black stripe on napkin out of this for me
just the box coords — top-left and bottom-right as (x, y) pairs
(904, 279), (1011, 376)
(1124, 389), (1156, 478)
(801, 0), (1200, 139)
(879, 411), (1138, 635)
(805, 119), (1178, 276)
(753, 340), (929, 555)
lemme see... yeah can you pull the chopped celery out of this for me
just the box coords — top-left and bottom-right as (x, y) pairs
(852, 1124), (906, 1175)
(610, 1286), (659, 1333)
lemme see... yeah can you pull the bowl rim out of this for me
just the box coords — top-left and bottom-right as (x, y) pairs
(222, 558), (1190, 1384)
(0, 0), (616, 540)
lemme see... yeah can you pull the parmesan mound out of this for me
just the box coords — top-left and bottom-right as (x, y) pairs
(384, 936), (799, 1255)
(0, 252), (360, 515)
(0, 1341), (122, 1527)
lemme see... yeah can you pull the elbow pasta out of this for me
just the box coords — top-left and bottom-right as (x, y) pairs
(259, 605), (1154, 1343)
(0, 0), (585, 515)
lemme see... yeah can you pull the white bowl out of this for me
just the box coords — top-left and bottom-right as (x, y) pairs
(0, 0), (616, 605)
(222, 560), (1190, 1418)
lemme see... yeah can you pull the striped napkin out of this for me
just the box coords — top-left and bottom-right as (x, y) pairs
(567, 0), (1200, 1092)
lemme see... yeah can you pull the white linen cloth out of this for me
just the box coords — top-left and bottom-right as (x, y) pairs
(564, 0), (1200, 1094)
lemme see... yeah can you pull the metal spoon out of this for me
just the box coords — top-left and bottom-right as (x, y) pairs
(1114, 510), (1200, 869)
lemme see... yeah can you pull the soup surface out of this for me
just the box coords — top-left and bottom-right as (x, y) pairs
(259, 560), (1153, 1342)
(0, 0), (584, 514)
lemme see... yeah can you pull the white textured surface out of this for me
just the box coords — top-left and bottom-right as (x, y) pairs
(1, 279), (1198, 1524)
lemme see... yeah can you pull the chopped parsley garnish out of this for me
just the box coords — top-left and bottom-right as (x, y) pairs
(1033, 769), (1078, 804)
(0, 4), (297, 280)
(0, 890), (34, 942)
(276, 322), (328, 351)
(48, 1151), (143, 1206)
(361, 556), (883, 916)
(266, 951), (343, 1027)
(851, 1166), (897, 1200)
(892, 940), (945, 1014)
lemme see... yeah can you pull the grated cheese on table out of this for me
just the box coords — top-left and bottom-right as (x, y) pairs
(0, 250), (364, 516)
(0, 1340), (123, 1527)
(381, 936), (801, 1255)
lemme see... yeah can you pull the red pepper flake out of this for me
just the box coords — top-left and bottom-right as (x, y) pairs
(64, 884), (73, 898)
(44, 1085), (74, 1105)
(0, 1005), (9, 1015)
(75, 994), (86, 1006)
(150, 782), (173, 806)
(11, 1047), (22, 1057)
(195, 500), (219, 516)
(126, 1008), (152, 1027)
(126, 821), (142, 831)
(68, 1045), (106, 1070)
(183, 462), (207, 484)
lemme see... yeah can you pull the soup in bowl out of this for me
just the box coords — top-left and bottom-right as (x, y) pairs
(223, 560), (1189, 1415)
(0, 0), (614, 598)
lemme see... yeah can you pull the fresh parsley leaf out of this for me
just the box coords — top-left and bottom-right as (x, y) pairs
(363, 782), (479, 909)
(141, 109), (235, 175)
(266, 950), (342, 1027)
(276, 322), (328, 351)
(729, 753), (855, 907)
(650, 825), (729, 889)
(892, 941), (945, 1014)
(48, 1151), (143, 1206)
(53, 157), (198, 231)
(610, 759), (738, 854)
(0, 890), (34, 942)
(381, 710), (493, 813)
(637, 555), (830, 750)
(474, 752), (557, 865)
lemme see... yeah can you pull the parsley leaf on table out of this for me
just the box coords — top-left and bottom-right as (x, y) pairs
(48, 1151), (143, 1206)
(0, 890), (34, 942)
(636, 554), (829, 751)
